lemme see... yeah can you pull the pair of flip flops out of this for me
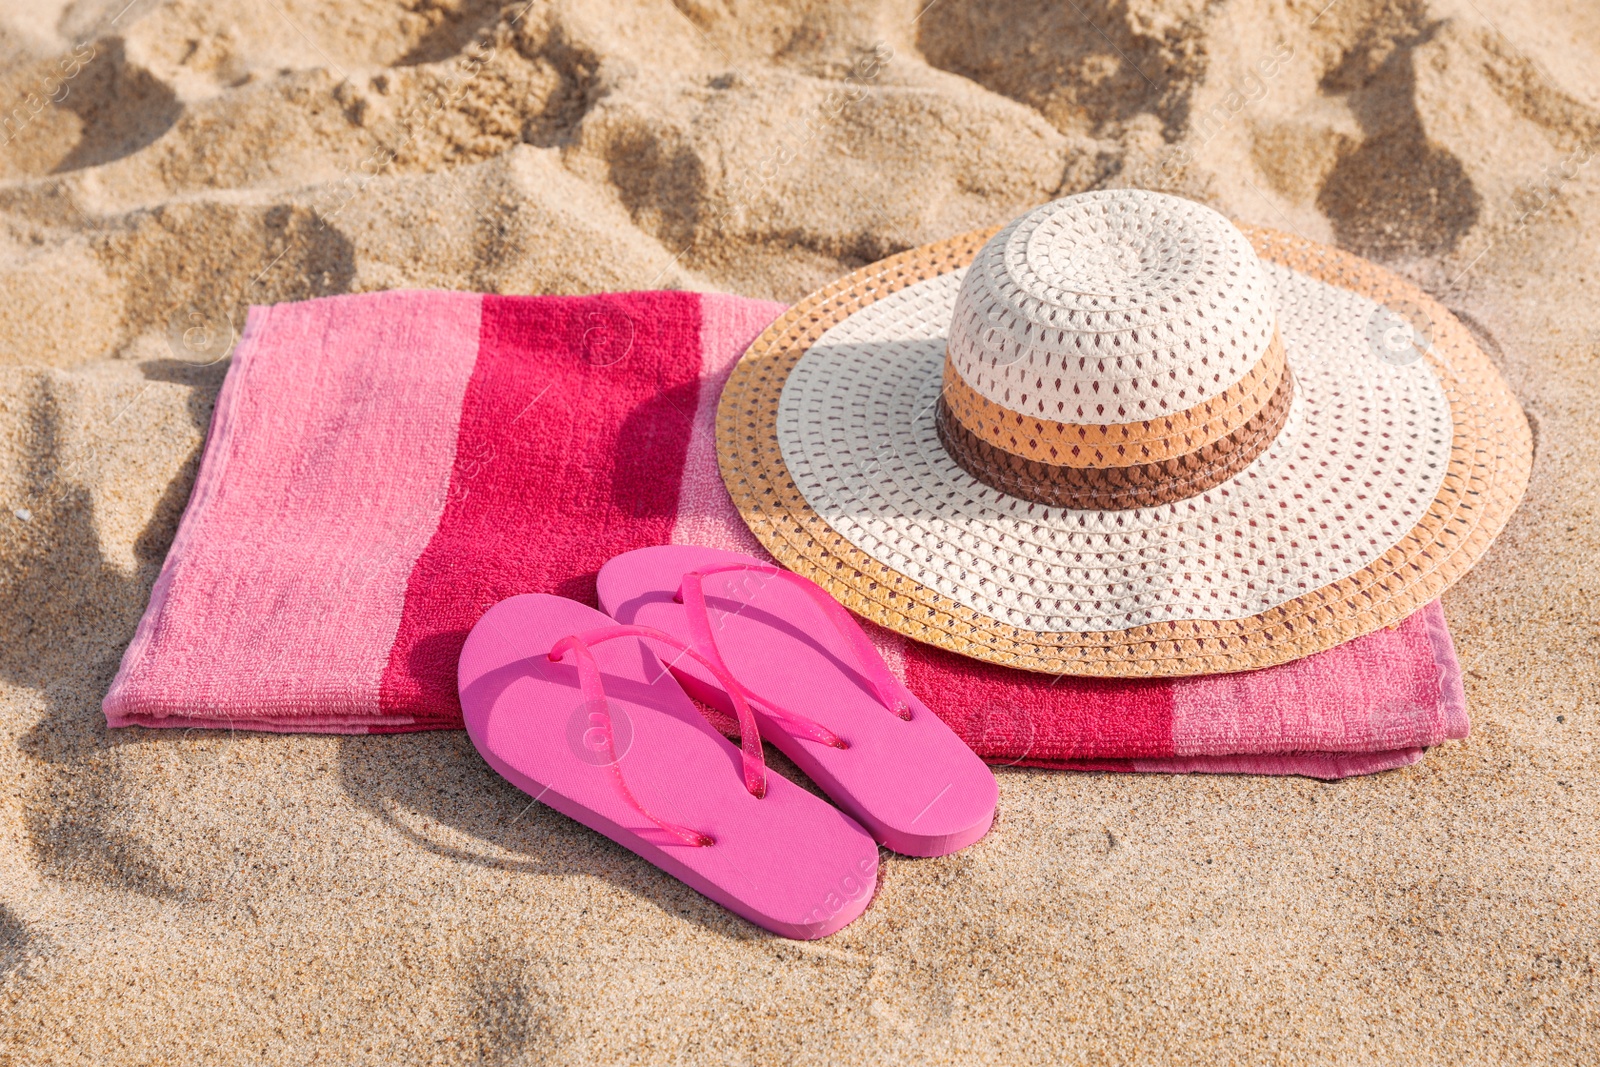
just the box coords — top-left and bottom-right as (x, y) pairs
(457, 546), (999, 939)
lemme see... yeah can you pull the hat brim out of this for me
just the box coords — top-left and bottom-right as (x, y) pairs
(717, 224), (1532, 676)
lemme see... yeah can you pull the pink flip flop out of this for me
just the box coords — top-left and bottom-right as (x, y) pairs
(597, 547), (998, 857)
(457, 593), (879, 939)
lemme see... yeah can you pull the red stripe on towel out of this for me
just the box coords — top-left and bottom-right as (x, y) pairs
(377, 292), (707, 728)
(903, 647), (1178, 763)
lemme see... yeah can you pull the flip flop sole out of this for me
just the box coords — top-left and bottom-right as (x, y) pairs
(459, 594), (879, 938)
(598, 549), (998, 857)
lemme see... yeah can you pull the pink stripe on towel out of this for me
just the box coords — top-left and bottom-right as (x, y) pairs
(1026, 750), (1428, 777)
(1167, 603), (1461, 756)
(376, 292), (709, 728)
(670, 293), (785, 557)
(904, 601), (1466, 779)
(103, 291), (483, 732)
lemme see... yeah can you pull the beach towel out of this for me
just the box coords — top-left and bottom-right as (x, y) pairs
(103, 289), (1469, 779)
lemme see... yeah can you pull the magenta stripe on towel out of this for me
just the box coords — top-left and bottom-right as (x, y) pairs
(103, 291), (483, 732)
(904, 648), (1179, 761)
(376, 291), (708, 729)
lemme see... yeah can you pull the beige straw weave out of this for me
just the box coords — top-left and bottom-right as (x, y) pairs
(717, 223), (1532, 676)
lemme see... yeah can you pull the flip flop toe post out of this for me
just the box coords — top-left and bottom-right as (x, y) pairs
(458, 593), (879, 939)
(598, 548), (999, 858)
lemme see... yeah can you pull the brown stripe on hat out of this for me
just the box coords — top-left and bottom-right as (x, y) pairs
(939, 332), (1288, 469)
(934, 363), (1295, 509)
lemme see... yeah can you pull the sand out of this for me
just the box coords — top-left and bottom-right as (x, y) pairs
(0, 0), (1597, 1062)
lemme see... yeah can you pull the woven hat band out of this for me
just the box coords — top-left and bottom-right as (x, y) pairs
(935, 356), (1294, 509)
(939, 330), (1289, 470)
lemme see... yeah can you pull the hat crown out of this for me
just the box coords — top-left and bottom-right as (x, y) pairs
(947, 190), (1277, 425)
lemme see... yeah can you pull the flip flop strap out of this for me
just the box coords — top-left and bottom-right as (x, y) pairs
(673, 572), (846, 748)
(678, 564), (913, 725)
(549, 625), (770, 847)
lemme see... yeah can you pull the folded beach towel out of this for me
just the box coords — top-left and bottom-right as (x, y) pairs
(104, 289), (1468, 778)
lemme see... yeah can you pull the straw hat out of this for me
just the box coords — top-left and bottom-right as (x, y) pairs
(717, 190), (1532, 676)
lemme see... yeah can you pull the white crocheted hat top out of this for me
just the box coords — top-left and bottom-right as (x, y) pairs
(947, 190), (1277, 425)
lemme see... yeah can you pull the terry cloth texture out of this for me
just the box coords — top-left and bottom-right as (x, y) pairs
(103, 290), (1469, 779)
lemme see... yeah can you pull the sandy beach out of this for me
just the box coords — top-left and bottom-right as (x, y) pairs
(1, 0), (1597, 1062)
